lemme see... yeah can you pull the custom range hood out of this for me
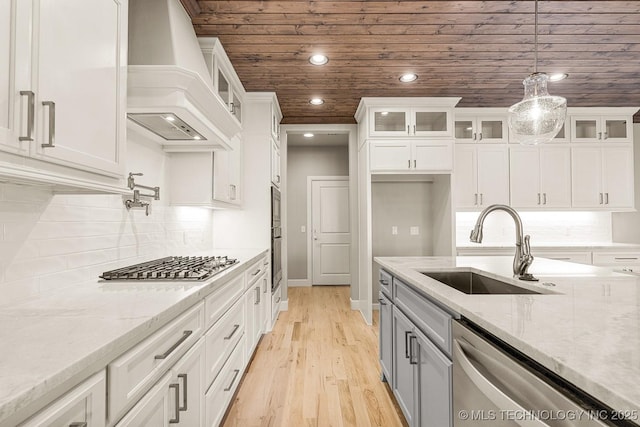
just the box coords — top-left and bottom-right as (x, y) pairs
(127, 0), (238, 150)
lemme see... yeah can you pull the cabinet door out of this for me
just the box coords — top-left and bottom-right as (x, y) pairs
(476, 145), (509, 207)
(415, 329), (452, 427)
(370, 108), (410, 137)
(114, 372), (172, 427)
(392, 307), (416, 426)
(171, 340), (205, 427)
(213, 150), (230, 203)
(271, 138), (281, 187)
(244, 287), (257, 359)
(412, 140), (452, 171)
(510, 146), (540, 208)
(571, 146), (603, 207)
(379, 292), (393, 383)
(477, 116), (508, 143)
(412, 109), (451, 137)
(454, 116), (476, 143)
(370, 141), (411, 171)
(0, 0), (30, 156)
(20, 371), (106, 427)
(230, 90), (242, 124)
(31, 0), (125, 177)
(205, 337), (245, 427)
(539, 146), (571, 207)
(228, 138), (243, 204)
(571, 116), (600, 142)
(454, 145), (478, 208)
(603, 116), (632, 142)
(602, 146), (634, 208)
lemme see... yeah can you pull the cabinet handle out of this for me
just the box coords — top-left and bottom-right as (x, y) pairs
(169, 383), (181, 423)
(229, 184), (236, 200)
(378, 298), (387, 305)
(478, 132), (483, 141)
(224, 324), (240, 340)
(413, 124), (416, 134)
(599, 193), (604, 205)
(154, 330), (192, 359)
(255, 286), (260, 304)
(275, 296), (281, 303)
(543, 193), (547, 205)
(605, 192), (609, 204)
(474, 193), (478, 205)
(276, 174), (281, 184)
(69, 423), (87, 427)
(614, 257), (639, 260)
(604, 131), (608, 140)
(41, 101), (55, 148)
(473, 132), (477, 141)
(413, 159), (416, 168)
(177, 373), (188, 411)
(224, 369), (241, 391)
(479, 193), (483, 205)
(598, 131), (602, 140)
(404, 330), (412, 359)
(537, 193), (541, 205)
(408, 159), (411, 169)
(19, 91), (35, 141)
(229, 102), (235, 115)
(407, 125), (410, 134)
(409, 335), (418, 365)
(252, 268), (261, 276)
(379, 279), (389, 286)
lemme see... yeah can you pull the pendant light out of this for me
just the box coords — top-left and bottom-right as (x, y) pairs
(507, 0), (567, 145)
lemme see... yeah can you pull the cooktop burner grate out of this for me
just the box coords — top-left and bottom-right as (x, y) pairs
(99, 256), (238, 281)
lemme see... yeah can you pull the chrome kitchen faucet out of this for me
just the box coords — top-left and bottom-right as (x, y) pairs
(470, 204), (538, 281)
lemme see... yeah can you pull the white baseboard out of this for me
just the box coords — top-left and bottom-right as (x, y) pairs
(288, 279), (311, 287)
(350, 298), (361, 311)
(372, 303), (379, 311)
(280, 300), (288, 311)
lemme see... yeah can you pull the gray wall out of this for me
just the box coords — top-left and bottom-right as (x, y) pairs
(372, 181), (435, 296)
(612, 124), (640, 242)
(286, 145), (349, 280)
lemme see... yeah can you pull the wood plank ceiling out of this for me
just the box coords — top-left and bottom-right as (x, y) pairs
(180, 1), (640, 125)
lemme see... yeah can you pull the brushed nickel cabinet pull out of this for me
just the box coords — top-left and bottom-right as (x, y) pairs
(41, 101), (55, 148)
(224, 324), (240, 340)
(543, 193), (547, 205)
(252, 269), (261, 276)
(404, 330), (412, 359)
(409, 335), (418, 365)
(154, 330), (192, 360)
(255, 286), (260, 304)
(605, 192), (609, 204)
(177, 374), (188, 411)
(224, 369), (241, 391)
(413, 159), (416, 168)
(378, 298), (387, 305)
(408, 159), (411, 169)
(169, 383), (180, 423)
(478, 132), (483, 141)
(406, 125), (410, 134)
(413, 124), (416, 134)
(598, 131), (602, 140)
(474, 193), (478, 205)
(537, 193), (541, 205)
(379, 279), (389, 286)
(614, 257), (639, 261)
(19, 91), (35, 141)
(604, 131), (608, 140)
(473, 132), (477, 141)
(69, 423), (87, 427)
(479, 193), (483, 205)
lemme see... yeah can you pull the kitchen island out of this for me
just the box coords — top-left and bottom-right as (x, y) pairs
(375, 255), (640, 425)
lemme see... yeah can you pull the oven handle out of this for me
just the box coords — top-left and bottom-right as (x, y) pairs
(453, 339), (550, 427)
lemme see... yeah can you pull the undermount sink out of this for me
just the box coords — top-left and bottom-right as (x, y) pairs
(422, 271), (541, 295)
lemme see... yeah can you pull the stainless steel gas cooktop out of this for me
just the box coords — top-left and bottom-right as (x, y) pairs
(99, 256), (238, 281)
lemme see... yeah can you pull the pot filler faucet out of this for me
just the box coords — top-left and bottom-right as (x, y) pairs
(470, 204), (538, 281)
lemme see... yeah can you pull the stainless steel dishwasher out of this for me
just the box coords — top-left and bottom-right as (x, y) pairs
(453, 320), (634, 427)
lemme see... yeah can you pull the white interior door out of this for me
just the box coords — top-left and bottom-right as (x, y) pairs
(311, 179), (351, 285)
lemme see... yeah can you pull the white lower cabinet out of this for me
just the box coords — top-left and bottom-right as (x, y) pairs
(20, 371), (106, 427)
(205, 336), (246, 427)
(379, 292), (393, 383)
(205, 297), (244, 387)
(115, 339), (205, 427)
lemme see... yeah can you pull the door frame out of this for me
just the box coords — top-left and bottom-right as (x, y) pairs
(307, 176), (350, 285)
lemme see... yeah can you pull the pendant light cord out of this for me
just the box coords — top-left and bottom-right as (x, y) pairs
(534, 0), (538, 73)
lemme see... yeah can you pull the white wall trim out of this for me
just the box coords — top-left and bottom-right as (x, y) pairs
(350, 298), (361, 311)
(372, 303), (380, 311)
(288, 279), (311, 287)
(280, 300), (289, 311)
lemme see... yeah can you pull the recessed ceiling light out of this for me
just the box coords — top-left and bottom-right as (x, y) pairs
(193, 135), (201, 140)
(381, 111), (389, 116)
(549, 73), (569, 82)
(399, 73), (418, 83)
(304, 133), (314, 138)
(309, 98), (324, 105)
(164, 115), (176, 122)
(309, 54), (328, 66)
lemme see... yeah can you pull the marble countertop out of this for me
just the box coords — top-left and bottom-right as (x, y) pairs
(375, 255), (640, 423)
(0, 248), (267, 427)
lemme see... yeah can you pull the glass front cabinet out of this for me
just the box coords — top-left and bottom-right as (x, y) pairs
(454, 111), (508, 144)
(369, 107), (454, 138)
(570, 115), (632, 143)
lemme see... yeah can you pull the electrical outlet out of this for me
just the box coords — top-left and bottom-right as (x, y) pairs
(392, 226), (398, 235)
(410, 226), (419, 236)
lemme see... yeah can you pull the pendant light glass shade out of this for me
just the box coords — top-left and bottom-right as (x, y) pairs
(508, 72), (567, 145)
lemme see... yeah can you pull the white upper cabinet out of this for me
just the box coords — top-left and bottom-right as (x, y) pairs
(271, 138), (281, 187)
(355, 98), (460, 140)
(200, 38), (245, 128)
(570, 113), (633, 143)
(1, 0), (127, 181)
(571, 145), (634, 209)
(454, 110), (508, 144)
(370, 140), (453, 173)
(271, 103), (282, 146)
(510, 146), (571, 208)
(454, 145), (509, 209)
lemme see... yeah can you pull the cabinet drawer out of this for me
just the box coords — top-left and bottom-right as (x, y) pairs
(245, 258), (266, 289)
(592, 252), (640, 266)
(108, 302), (204, 422)
(379, 269), (393, 298)
(535, 251), (592, 265)
(205, 274), (244, 329)
(20, 371), (106, 427)
(205, 297), (245, 387)
(205, 336), (246, 427)
(394, 278), (453, 357)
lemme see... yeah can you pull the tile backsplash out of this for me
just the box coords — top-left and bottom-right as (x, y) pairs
(456, 211), (613, 246)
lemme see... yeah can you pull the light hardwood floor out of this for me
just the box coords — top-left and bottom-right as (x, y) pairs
(222, 286), (407, 427)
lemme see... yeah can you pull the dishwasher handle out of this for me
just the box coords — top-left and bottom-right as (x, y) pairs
(453, 339), (550, 427)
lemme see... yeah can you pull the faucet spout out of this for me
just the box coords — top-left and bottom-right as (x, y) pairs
(470, 204), (537, 281)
